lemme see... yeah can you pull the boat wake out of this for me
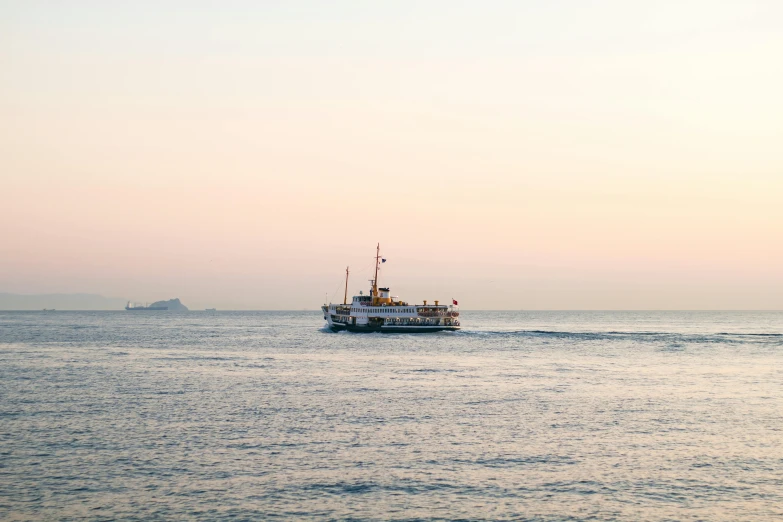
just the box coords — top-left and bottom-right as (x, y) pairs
(455, 329), (782, 345)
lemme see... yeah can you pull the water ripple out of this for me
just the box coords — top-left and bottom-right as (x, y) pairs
(1, 310), (782, 520)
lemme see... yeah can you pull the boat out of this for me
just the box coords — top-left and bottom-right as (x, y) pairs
(205, 308), (217, 312)
(322, 244), (460, 333)
(125, 301), (168, 311)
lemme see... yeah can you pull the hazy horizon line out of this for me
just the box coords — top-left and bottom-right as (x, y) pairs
(2, 309), (781, 312)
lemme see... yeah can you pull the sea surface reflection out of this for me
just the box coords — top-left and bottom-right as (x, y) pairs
(1, 311), (782, 520)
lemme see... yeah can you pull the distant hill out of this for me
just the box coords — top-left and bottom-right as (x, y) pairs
(147, 298), (189, 312)
(0, 293), (128, 310)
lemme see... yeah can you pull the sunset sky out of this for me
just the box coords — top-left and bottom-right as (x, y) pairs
(2, 1), (782, 309)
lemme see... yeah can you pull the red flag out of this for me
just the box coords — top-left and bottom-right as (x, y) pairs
(452, 299), (458, 305)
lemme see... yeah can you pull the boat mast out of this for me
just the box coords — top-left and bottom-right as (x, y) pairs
(343, 266), (349, 305)
(373, 243), (381, 299)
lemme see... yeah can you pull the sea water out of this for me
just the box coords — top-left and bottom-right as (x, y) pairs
(1, 311), (781, 520)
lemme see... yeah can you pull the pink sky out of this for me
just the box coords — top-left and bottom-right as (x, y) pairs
(2, 2), (782, 309)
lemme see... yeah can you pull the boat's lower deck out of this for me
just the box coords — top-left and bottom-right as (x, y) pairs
(329, 323), (459, 333)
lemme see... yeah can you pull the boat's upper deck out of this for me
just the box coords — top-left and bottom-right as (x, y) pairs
(326, 297), (458, 318)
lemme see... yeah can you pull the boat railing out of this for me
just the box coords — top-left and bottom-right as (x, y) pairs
(417, 311), (459, 318)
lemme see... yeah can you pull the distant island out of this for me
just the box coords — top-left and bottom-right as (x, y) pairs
(150, 298), (188, 311)
(126, 298), (189, 311)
